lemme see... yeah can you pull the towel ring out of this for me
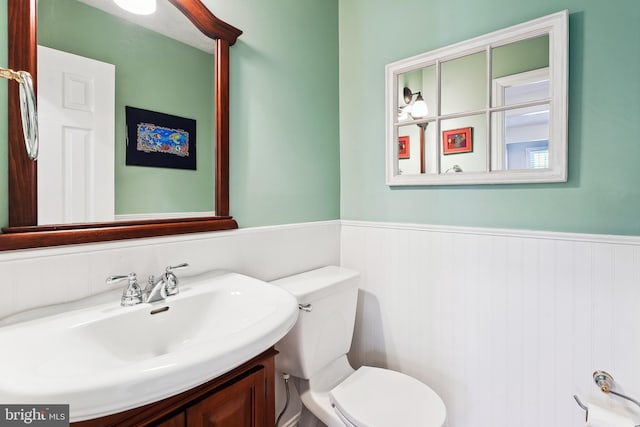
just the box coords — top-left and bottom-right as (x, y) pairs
(1, 67), (39, 160)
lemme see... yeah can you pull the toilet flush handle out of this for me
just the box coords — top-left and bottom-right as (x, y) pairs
(299, 303), (312, 312)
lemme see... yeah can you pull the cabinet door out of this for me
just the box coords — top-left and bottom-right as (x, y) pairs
(152, 412), (185, 427)
(187, 369), (266, 427)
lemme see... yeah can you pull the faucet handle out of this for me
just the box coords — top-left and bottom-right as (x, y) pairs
(106, 273), (134, 286)
(166, 263), (189, 273)
(107, 273), (143, 306)
(164, 263), (189, 296)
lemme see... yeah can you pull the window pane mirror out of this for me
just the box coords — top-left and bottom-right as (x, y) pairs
(1, 0), (242, 251)
(385, 10), (568, 186)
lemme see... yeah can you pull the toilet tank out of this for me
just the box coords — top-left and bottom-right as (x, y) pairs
(272, 266), (359, 380)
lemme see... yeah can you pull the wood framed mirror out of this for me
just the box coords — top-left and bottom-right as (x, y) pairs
(1, 0), (242, 251)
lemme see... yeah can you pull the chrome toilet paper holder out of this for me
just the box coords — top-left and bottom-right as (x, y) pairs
(574, 370), (640, 426)
(593, 370), (640, 408)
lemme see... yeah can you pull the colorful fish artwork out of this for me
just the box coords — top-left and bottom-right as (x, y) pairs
(136, 123), (189, 157)
(125, 106), (196, 170)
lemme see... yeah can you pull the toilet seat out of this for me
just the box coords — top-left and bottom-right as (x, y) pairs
(329, 366), (446, 427)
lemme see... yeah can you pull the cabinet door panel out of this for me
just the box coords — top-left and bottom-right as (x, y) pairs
(187, 369), (265, 427)
(152, 412), (185, 427)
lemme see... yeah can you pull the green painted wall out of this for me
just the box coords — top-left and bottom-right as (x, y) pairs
(339, 0), (640, 235)
(205, 0), (340, 227)
(38, 0), (214, 215)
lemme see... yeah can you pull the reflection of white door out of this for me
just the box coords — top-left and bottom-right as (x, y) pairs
(491, 67), (549, 171)
(37, 45), (115, 225)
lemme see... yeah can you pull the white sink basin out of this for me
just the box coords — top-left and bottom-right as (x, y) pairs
(0, 270), (298, 421)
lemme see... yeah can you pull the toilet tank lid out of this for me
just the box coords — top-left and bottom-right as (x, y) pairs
(270, 266), (359, 304)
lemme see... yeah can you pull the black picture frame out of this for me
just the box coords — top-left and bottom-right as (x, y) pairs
(125, 106), (196, 170)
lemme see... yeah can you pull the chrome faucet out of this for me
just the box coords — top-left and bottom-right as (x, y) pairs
(107, 263), (189, 306)
(107, 272), (144, 306)
(144, 263), (189, 303)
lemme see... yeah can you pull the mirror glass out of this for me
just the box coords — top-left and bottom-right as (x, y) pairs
(441, 51), (487, 116)
(396, 64), (436, 176)
(440, 114), (487, 174)
(385, 11), (567, 186)
(37, 0), (215, 224)
(490, 36), (550, 171)
(397, 123), (437, 175)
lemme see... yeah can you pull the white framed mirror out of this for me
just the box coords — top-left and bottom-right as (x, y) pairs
(385, 10), (568, 186)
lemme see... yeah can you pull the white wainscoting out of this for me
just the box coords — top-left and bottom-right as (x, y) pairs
(0, 220), (340, 320)
(341, 220), (640, 427)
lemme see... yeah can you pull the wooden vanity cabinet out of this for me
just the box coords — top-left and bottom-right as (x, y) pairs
(154, 413), (185, 427)
(73, 348), (276, 427)
(184, 367), (266, 427)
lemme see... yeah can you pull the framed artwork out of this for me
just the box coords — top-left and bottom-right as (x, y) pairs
(125, 106), (196, 170)
(442, 127), (472, 155)
(398, 135), (410, 159)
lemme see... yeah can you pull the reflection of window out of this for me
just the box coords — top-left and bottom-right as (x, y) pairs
(528, 148), (549, 169)
(506, 140), (548, 170)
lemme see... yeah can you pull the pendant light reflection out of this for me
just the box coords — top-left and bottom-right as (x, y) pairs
(411, 93), (428, 118)
(402, 87), (429, 119)
(114, 0), (157, 15)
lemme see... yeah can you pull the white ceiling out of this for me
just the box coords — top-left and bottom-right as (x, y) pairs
(76, 0), (215, 54)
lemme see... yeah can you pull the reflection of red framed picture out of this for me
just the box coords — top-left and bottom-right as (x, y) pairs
(398, 136), (410, 159)
(443, 127), (472, 155)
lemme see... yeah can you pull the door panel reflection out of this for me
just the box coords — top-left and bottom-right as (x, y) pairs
(491, 104), (550, 171)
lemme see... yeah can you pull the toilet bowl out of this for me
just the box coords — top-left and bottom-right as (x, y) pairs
(273, 266), (446, 427)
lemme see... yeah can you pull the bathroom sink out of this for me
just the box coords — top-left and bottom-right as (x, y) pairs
(0, 270), (298, 421)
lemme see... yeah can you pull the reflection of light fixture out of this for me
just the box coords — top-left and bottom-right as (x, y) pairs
(445, 165), (463, 173)
(114, 0), (157, 15)
(398, 106), (410, 121)
(403, 87), (429, 118)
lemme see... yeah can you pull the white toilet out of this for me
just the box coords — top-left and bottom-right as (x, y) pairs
(273, 266), (446, 427)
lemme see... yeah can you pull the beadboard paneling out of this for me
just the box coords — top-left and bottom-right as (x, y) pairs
(341, 221), (640, 427)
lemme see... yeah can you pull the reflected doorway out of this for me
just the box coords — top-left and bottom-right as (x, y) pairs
(491, 67), (550, 171)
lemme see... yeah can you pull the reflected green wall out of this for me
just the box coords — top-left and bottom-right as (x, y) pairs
(340, 0), (640, 235)
(38, 0), (214, 215)
(493, 35), (549, 79)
